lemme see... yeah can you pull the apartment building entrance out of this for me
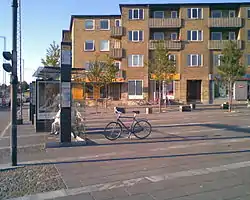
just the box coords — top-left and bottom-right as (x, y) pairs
(187, 80), (201, 102)
(110, 83), (121, 100)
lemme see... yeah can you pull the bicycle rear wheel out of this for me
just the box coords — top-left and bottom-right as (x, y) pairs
(104, 122), (122, 141)
(133, 120), (152, 139)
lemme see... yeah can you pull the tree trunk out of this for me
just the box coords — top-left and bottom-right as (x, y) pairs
(228, 81), (233, 112)
(95, 98), (98, 114)
(158, 80), (162, 113)
(105, 84), (108, 110)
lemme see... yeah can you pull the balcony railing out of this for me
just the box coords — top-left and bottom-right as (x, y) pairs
(110, 48), (124, 59)
(110, 27), (124, 37)
(208, 17), (242, 28)
(208, 40), (243, 50)
(149, 18), (182, 28)
(149, 40), (182, 50)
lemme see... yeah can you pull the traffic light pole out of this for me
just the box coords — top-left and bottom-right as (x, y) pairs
(11, 0), (18, 166)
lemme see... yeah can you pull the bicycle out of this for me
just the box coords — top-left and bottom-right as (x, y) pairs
(104, 107), (152, 141)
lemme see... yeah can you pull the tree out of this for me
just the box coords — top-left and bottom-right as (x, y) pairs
(102, 54), (119, 108)
(217, 40), (246, 112)
(86, 55), (105, 113)
(147, 41), (176, 113)
(41, 41), (60, 67)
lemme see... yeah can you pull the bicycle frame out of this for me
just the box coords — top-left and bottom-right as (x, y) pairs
(115, 113), (138, 136)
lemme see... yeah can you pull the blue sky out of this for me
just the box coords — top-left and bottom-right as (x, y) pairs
(0, 0), (244, 84)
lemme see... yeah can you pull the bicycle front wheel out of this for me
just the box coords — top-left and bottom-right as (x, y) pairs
(133, 120), (152, 139)
(104, 122), (122, 141)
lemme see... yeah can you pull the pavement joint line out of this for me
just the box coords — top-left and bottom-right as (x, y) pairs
(0, 133), (48, 139)
(0, 122), (11, 138)
(7, 160), (250, 200)
(0, 143), (44, 150)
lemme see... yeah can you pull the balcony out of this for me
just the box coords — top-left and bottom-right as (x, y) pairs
(110, 48), (124, 59)
(208, 18), (242, 28)
(110, 27), (124, 37)
(149, 18), (182, 28)
(208, 40), (243, 50)
(149, 40), (182, 50)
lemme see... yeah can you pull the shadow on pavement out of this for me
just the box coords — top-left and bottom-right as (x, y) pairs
(20, 148), (250, 167)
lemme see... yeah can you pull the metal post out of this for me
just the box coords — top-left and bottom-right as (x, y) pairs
(11, 0), (18, 166)
(18, 0), (23, 124)
(0, 36), (6, 86)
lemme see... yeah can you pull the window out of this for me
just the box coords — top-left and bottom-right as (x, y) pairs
(115, 19), (121, 27)
(171, 32), (178, 40)
(229, 32), (235, 40)
(248, 30), (250, 41)
(128, 9), (144, 20)
(168, 54), (176, 61)
(128, 30), (143, 42)
(85, 19), (94, 30)
(85, 61), (90, 70)
(229, 10), (235, 18)
(100, 19), (110, 30)
(187, 8), (202, 19)
(114, 61), (121, 69)
(171, 11), (178, 18)
(187, 30), (203, 41)
(84, 40), (94, 51)
(128, 80), (143, 98)
(211, 10), (222, 18)
(153, 32), (164, 40)
(247, 55), (250, 66)
(211, 32), (222, 40)
(247, 8), (250, 18)
(154, 11), (164, 18)
(187, 54), (203, 66)
(128, 55), (144, 67)
(100, 40), (109, 51)
(214, 54), (222, 66)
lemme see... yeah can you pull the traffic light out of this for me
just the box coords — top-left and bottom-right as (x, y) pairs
(2, 51), (12, 73)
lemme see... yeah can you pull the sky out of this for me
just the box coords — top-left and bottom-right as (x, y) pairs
(0, 0), (244, 85)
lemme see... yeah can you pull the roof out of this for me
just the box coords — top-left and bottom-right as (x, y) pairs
(33, 66), (86, 80)
(119, 2), (250, 11)
(69, 14), (121, 31)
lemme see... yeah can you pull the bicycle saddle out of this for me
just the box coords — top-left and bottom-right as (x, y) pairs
(114, 107), (126, 114)
(132, 111), (140, 114)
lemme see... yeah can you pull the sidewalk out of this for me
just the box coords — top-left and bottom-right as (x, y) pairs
(1, 106), (250, 199)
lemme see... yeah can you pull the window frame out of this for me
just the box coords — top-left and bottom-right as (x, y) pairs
(100, 40), (110, 52)
(128, 30), (144, 42)
(247, 8), (250, 18)
(248, 30), (250, 41)
(84, 40), (95, 51)
(187, 30), (203, 41)
(229, 10), (236, 18)
(187, 8), (203, 19)
(153, 11), (164, 18)
(187, 54), (203, 67)
(128, 80), (143, 99)
(114, 61), (121, 69)
(99, 19), (110, 30)
(128, 54), (144, 67)
(115, 19), (121, 27)
(214, 54), (223, 66)
(84, 19), (95, 30)
(229, 32), (236, 40)
(153, 32), (164, 40)
(171, 32), (178, 40)
(211, 32), (222, 40)
(211, 10), (222, 18)
(247, 54), (250, 66)
(129, 9), (144, 20)
(171, 11), (178, 18)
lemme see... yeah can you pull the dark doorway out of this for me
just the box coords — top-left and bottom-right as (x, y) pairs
(187, 80), (201, 102)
